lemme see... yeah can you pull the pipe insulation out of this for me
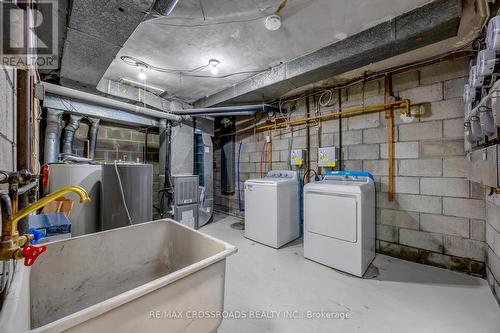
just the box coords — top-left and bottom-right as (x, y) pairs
(88, 118), (100, 160)
(39, 82), (187, 122)
(39, 82), (270, 122)
(43, 109), (64, 164)
(62, 114), (83, 155)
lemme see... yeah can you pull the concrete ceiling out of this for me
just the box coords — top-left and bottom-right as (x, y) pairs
(99, 0), (434, 103)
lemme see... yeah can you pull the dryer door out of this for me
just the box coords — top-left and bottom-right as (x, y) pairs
(305, 192), (357, 243)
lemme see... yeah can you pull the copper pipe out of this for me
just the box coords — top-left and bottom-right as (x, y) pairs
(385, 75), (395, 202)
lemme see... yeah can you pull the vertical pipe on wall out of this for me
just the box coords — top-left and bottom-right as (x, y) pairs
(16, 69), (31, 171)
(305, 96), (311, 172)
(62, 114), (83, 155)
(338, 89), (343, 171)
(237, 142), (244, 212)
(88, 118), (100, 160)
(384, 75), (394, 202)
(158, 119), (169, 216)
(43, 109), (64, 164)
(219, 117), (235, 194)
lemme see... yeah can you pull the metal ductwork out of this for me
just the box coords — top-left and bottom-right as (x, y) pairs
(88, 118), (100, 159)
(44, 109), (64, 164)
(62, 114), (83, 155)
(39, 82), (188, 123)
(153, 0), (180, 16)
(38, 82), (271, 125)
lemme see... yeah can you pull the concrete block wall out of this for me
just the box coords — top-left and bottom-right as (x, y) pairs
(74, 123), (160, 218)
(214, 56), (490, 276)
(486, 193), (500, 303)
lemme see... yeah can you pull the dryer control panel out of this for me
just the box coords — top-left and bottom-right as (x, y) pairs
(324, 171), (374, 183)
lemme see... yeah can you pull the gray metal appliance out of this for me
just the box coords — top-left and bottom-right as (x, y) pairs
(47, 163), (102, 236)
(101, 163), (153, 230)
(172, 174), (199, 229)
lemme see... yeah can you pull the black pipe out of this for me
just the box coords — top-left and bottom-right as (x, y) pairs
(159, 121), (173, 218)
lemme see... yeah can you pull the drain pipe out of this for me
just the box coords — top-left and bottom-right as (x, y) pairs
(44, 109), (64, 164)
(88, 118), (100, 159)
(62, 114), (83, 155)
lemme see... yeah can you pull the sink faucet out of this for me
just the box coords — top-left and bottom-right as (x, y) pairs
(0, 185), (90, 265)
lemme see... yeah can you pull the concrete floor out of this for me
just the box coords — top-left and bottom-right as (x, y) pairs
(201, 213), (500, 333)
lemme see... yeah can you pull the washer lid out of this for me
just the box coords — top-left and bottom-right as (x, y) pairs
(246, 178), (295, 186)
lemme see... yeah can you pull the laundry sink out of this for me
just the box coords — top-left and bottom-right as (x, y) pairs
(0, 219), (237, 333)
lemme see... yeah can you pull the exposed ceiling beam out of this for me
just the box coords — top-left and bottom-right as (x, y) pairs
(194, 0), (463, 107)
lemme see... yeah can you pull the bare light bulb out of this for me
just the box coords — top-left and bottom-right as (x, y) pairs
(210, 66), (219, 75)
(138, 68), (147, 81)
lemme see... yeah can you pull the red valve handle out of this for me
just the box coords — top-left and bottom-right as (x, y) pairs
(22, 245), (47, 266)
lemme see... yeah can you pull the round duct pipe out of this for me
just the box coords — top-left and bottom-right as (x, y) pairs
(62, 114), (83, 155)
(40, 82), (187, 122)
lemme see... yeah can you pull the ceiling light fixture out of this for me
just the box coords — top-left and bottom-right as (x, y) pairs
(120, 56), (265, 79)
(138, 67), (147, 81)
(209, 59), (220, 75)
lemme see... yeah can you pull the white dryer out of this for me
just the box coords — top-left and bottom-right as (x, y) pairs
(303, 171), (375, 277)
(244, 170), (299, 248)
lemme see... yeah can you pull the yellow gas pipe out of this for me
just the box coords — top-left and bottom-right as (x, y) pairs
(0, 186), (90, 261)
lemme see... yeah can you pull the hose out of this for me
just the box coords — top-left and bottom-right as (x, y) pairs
(237, 142), (244, 212)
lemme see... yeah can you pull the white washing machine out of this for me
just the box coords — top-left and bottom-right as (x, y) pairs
(303, 171), (375, 277)
(244, 170), (299, 248)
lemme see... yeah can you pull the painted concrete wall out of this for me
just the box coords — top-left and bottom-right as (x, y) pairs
(0, 67), (16, 172)
(214, 56), (490, 279)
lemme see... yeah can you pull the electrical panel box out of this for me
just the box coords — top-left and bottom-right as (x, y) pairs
(290, 149), (305, 166)
(318, 147), (338, 167)
(467, 144), (500, 188)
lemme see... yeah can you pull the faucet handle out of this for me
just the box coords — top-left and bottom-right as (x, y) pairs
(22, 245), (47, 266)
(28, 228), (46, 245)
